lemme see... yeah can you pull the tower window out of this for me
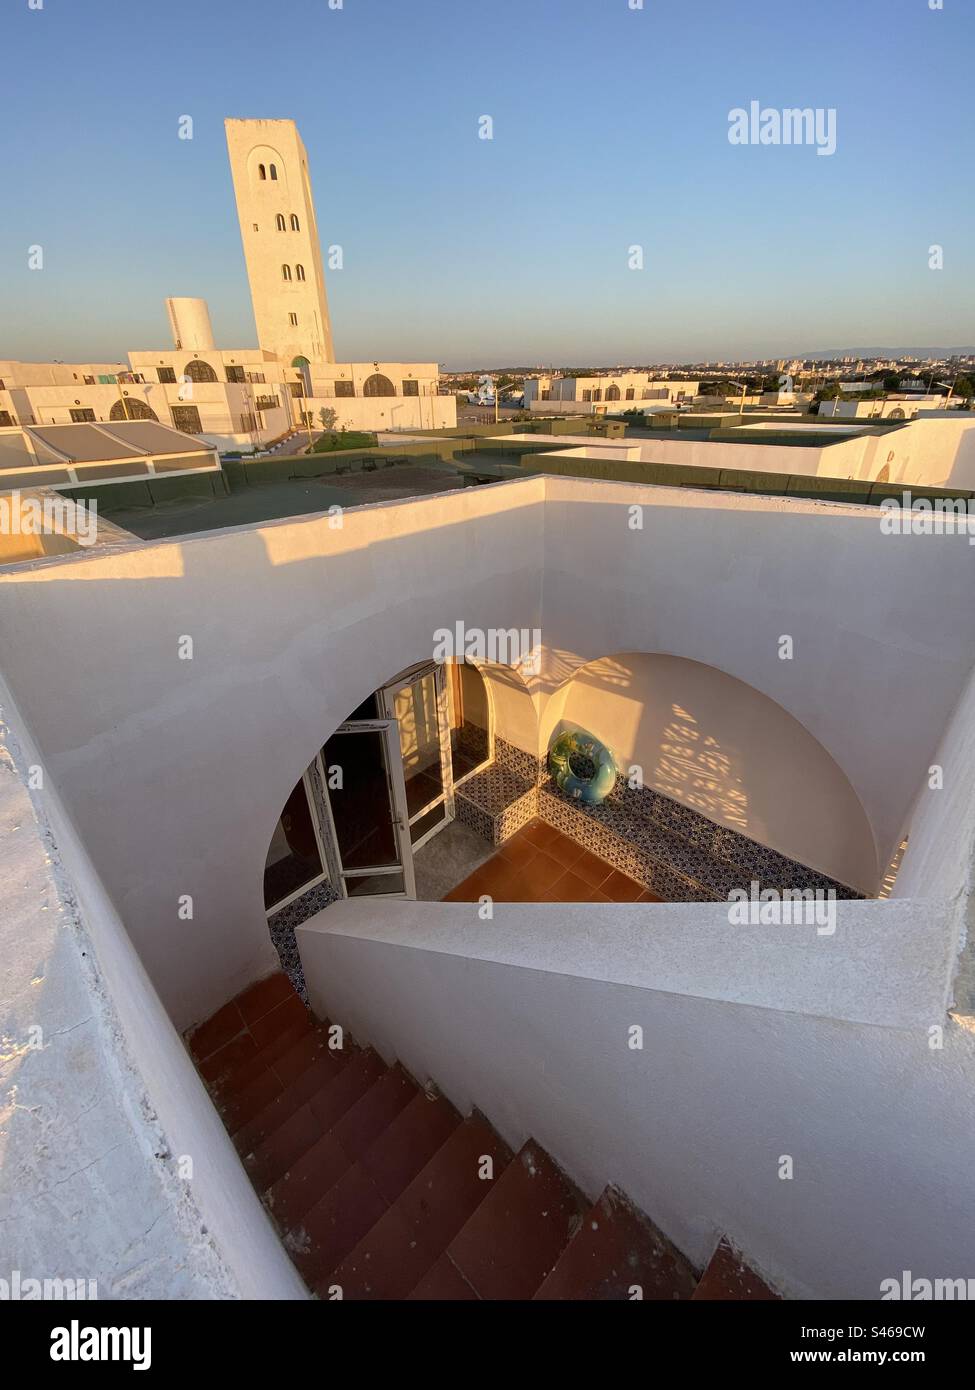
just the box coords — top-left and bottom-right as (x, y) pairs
(282, 265), (292, 281)
(290, 214), (300, 231)
(276, 213), (286, 231)
(258, 164), (267, 180)
(269, 164), (278, 180)
(289, 313), (298, 326)
(295, 264), (305, 281)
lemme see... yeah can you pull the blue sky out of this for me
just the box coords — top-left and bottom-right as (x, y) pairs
(2, 0), (973, 368)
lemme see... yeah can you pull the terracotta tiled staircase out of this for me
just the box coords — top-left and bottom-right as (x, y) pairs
(190, 972), (778, 1301)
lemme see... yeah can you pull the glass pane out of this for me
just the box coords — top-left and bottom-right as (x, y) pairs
(264, 778), (323, 909)
(410, 801), (447, 845)
(449, 661), (490, 781)
(392, 672), (445, 816)
(345, 871), (406, 897)
(324, 729), (398, 869)
(346, 692), (379, 720)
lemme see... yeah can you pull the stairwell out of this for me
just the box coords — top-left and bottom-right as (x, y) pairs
(189, 971), (779, 1301)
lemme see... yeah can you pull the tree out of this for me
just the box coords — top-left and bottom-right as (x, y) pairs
(318, 406), (338, 431)
(882, 373), (901, 391)
(814, 383), (843, 402)
(952, 376), (974, 403)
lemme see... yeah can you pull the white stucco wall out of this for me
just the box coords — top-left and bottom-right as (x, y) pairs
(298, 899), (975, 1300)
(0, 477), (972, 1030)
(0, 685), (305, 1300)
(540, 652), (877, 891)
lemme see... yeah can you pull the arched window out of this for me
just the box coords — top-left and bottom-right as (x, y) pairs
(282, 265), (292, 281)
(290, 213), (300, 231)
(258, 164), (266, 180)
(276, 213), (286, 231)
(295, 264), (306, 281)
(363, 372), (396, 398)
(183, 358), (218, 384)
(109, 398), (158, 422)
(605, 384), (621, 401)
(269, 164), (278, 180)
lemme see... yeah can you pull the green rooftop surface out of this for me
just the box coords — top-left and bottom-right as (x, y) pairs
(73, 460), (472, 541)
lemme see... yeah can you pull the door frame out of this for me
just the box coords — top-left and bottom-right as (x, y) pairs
(378, 661), (455, 853)
(317, 718), (416, 899)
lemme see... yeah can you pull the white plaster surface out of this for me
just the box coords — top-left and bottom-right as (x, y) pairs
(0, 686), (306, 1300)
(0, 476), (972, 1033)
(298, 900), (975, 1300)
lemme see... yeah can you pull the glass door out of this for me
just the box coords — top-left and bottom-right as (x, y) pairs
(380, 663), (454, 851)
(319, 719), (415, 898)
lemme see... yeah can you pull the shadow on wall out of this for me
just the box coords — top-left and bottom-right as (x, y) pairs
(540, 652), (878, 893)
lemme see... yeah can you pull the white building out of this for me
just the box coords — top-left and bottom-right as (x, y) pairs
(2, 466), (975, 1301)
(0, 119), (455, 452)
(523, 374), (699, 413)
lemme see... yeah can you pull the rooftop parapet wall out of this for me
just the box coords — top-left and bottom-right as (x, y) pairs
(0, 476), (972, 1027)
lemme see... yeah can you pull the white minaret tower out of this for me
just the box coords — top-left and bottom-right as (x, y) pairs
(224, 118), (335, 365)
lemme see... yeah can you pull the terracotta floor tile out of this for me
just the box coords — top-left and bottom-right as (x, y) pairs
(407, 1253), (479, 1301)
(266, 1131), (352, 1232)
(536, 1187), (699, 1301)
(496, 835), (539, 870)
(292, 1164), (388, 1291)
(638, 889), (663, 903)
(517, 851), (567, 895)
(359, 1091), (461, 1207)
(245, 1102), (326, 1192)
(249, 993), (309, 1049)
(448, 1141), (588, 1301)
(235, 971), (296, 1027)
(550, 869), (596, 902)
(572, 847), (615, 889)
(198, 1029), (260, 1087)
(330, 1201), (437, 1301)
(387, 1116), (513, 1266)
(546, 832), (584, 870)
(331, 1065), (418, 1165)
(189, 999), (244, 1062)
(520, 820), (560, 851)
(601, 870), (645, 902)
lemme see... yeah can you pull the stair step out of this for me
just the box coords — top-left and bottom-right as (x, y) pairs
(234, 971), (297, 1027)
(200, 1015), (313, 1094)
(534, 1186), (699, 1301)
(329, 1115), (512, 1300)
(219, 1028), (340, 1134)
(266, 1131), (353, 1232)
(288, 1162), (389, 1291)
(446, 1141), (588, 1300)
(248, 993), (309, 1050)
(306, 1049), (387, 1132)
(407, 1253), (478, 1301)
(264, 1065), (418, 1232)
(692, 1237), (779, 1300)
(328, 1064), (419, 1164)
(234, 1054), (346, 1157)
(358, 1090), (462, 1207)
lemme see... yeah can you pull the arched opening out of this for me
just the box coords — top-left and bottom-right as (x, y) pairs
(282, 264), (292, 281)
(290, 213), (300, 231)
(258, 163), (266, 180)
(263, 659), (495, 974)
(269, 163), (278, 180)
(275, 213), (286, 231)
(295, 264), (305, 281)
(605, 384), (621, 401)
(109, 398), (158, 422)
(540, 652), (877, 893)
(182, 358), (217, 384)
(363, 372), (396, 398)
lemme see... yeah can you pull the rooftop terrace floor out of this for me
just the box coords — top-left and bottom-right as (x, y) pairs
(102, 462), (470, 541)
